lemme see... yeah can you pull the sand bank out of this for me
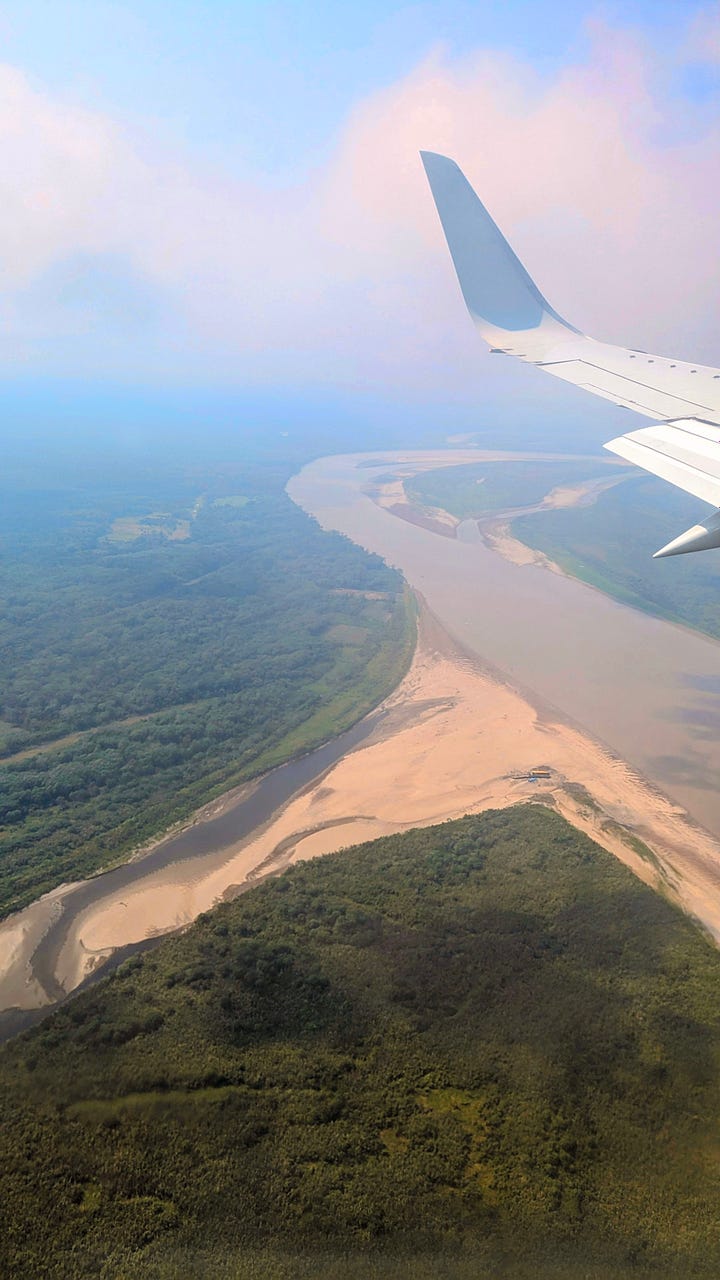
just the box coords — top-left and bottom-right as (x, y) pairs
(0, 881), (82, 1010)
(477, 474), (631, 572)
(50, 603), (720, 996)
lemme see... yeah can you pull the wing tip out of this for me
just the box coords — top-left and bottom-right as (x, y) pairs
(419, 150), (459, 173)
(654, 513), (720, 558)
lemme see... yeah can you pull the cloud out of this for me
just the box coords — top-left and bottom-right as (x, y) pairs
(319, 25), (720, 371)
(0, 18), (718, 399)
(685, 5), (720, 62)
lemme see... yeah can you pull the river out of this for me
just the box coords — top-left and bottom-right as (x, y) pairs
(288, 451), (720, 839)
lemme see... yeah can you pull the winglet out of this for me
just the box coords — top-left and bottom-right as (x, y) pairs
(420, 151), (579, 342)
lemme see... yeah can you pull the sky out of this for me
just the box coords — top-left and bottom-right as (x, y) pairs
(0, 0), (720, 441)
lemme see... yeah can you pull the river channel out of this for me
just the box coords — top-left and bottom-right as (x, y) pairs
(289, 451), (720, 840)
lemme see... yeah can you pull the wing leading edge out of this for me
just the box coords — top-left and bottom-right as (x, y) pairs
(420, 150), (720, 557)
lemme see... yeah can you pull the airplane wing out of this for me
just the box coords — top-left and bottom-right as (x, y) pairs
(421, 150), (720, 557)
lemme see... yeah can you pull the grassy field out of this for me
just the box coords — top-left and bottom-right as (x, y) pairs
(3, 805), (720, 1277)
(107, 514), (192, 542)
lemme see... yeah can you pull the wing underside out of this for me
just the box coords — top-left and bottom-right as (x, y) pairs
(420, 149), (720, 556)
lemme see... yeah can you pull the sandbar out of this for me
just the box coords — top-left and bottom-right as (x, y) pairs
(52, 602), (720, 995)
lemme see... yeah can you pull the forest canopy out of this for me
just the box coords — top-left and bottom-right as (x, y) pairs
(2, 805), (720, 1278)
(0, 454), (414, 916)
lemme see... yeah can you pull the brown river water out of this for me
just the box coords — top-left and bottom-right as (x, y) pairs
(288, 451), (720, 840)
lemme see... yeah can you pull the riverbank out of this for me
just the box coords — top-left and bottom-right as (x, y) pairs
(290, 452), (720, 837)
(22, 597), (720, 1007)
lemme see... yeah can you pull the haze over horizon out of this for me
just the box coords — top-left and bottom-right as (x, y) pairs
(0, 0), (719, 444)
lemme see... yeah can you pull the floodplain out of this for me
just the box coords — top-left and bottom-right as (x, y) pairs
(5, 448), (720, 1028)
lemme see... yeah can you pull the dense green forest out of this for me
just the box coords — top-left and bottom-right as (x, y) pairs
(0, 458), (414, 917)
(404, 458), (616, 520)
(512, 476), (720, 638)
(2, 805), (720, 1278)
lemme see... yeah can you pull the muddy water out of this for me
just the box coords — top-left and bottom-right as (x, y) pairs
(289, 452), (720, 838)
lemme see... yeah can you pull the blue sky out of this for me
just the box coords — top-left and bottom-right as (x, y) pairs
(0, 0), (719, 439)
(1, 1), (712, 171)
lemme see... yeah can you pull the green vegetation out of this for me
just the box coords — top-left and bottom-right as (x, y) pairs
(404, 458), (614, 520)
(212, 495), (250, 509)
(512, 476), (720, 639)
(107, 513), (191, 542)
(406, 457), (720, 643)
(3, 806), (720, 1277)
(0, 465), (414, 917)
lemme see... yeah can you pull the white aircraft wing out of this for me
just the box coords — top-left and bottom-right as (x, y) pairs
(421, 150), (720, 557)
